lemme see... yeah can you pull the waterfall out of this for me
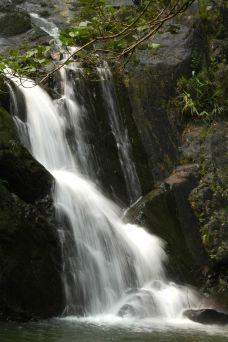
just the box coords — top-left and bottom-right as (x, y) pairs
(8, 83), (30, 148)
(30, 13), (60, 39)
(97, 64), (142, 204)
(57, 64), (96, 179)
(7, 69), (198, 320)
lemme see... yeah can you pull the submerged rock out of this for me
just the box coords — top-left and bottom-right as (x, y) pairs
(118, 304), (136, 317)
(184, 309), (228, 325)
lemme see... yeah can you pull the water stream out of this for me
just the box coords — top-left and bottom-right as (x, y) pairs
(1, 318), (228, 342)
(97, 64), (141, 203)
(30, 13), (60, 39)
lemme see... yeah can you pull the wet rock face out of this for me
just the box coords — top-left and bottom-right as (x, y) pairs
(184, 309), (228, 325)
(0, 106), (64, 320)
(124, 13), (206, 186)
(125, 164), (208, 285)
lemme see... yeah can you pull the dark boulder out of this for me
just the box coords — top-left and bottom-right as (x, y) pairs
(183, 309), (228, 325)
(0, 106), (53, 203)
(118, 304), (136, 317)
(0, 143), (53, 203)
(126, 164), (208, 285)
(0, 10), (31, 36)
(0, 182), (64, 320)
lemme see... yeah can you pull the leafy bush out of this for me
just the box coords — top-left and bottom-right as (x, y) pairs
(175, 69), (227, 122)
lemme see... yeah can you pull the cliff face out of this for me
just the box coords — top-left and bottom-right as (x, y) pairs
(184, 122), (228, 305)
(126, 1), (228, 305)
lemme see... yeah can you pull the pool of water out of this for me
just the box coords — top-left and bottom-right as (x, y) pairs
(1, 316), (228, 342)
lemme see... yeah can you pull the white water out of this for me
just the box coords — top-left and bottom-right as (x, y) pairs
(27, 7), (142, 203)
(7, 69), (199, 321)
(98, 64), (142, 203)
(57, 63), (96, 178)
(30, 13), (60, 39)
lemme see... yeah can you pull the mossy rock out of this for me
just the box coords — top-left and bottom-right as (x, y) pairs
(0, 11), (31, 36)
(180, 122), (228, 295)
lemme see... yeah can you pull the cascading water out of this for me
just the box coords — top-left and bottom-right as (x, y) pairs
(98, 64), (141, 204)
(57, 63), (96, 178)
(7, 64), (198, 320)
(8, 83), (30, 148)
(30, 13), (60, 39)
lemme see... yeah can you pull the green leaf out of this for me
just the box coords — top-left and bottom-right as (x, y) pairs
(69, 31), (78, 37)
(79, 21), (90, 27)
(36, 59), (47, 64)
(26, 49), (38, 58)
(147, 42), (161, 49)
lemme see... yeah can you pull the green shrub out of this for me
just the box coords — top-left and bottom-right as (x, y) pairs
(175, 69), (227, 122)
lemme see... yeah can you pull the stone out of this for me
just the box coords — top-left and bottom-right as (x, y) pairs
(0, 144), (53, 203)
(0, 11), (31, 36)
(125, 164), (208, 285)
(0, 106), (53, 203)
(118, 304), (136, 317)
(183, 309), (228, 325)
(0, 182), (64, 320)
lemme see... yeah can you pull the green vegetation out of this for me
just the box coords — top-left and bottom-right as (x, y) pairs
(0, 46), (51, 78)
(169, 0), (228, 124)
(180, 120), (228, 295)
(175, 69), (227, 122)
